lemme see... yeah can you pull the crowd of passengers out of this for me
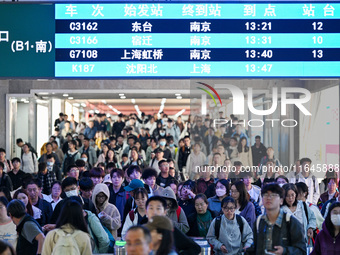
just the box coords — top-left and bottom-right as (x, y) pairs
(0, 111), (339, 255)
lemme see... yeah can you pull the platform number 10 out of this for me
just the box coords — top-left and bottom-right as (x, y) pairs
(312, 36), (323, 44)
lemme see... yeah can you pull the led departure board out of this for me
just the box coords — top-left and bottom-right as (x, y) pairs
(1, 2), (340, 78)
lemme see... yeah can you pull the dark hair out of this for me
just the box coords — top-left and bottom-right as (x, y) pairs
(66, 164), (78, 173)
(106, 149), (117, 164)
(183, 180), (196, 193)
(325, 202), (340, 237)
(46, 142), (53, 148)
(13, 189), (33, 216)
(300, 157), (312, 165)
(16, 138), (23, 144)
(231, 181), (249, 210)
(68, 140), (77, 147)
(61, 177), (78, 191)
(237, 137), (249, 153)
(295, 182), (309, 199)
(23, 178), (42, 189)
(0, 187), (12, 202)
(110, 168), (124, 179)
(0, 240), (15, 255)
(75, 159), (85, 167)
(255, 135), (261, 139)
(155, 228), (173, 255)
(11, 157), (21, 163)
(126, 225), (151, 243)
(122, 153), (128, 158)
(7, 199), (26, 218)
(127, 165), (142, 177)
(97, 162), (106, 170)
(79, 178), (94, 191)
(133, 188), (148, 200)
(89, 167), (105, 178)
(46, 154), (55, 160)
(261, 183), (284, 199)
(106, 162), (116, 170)
(194, 193), (208, 205)
(326, 177), (338, 187)
(282, 183), (298, 207)
(221, 196), (237, 208)
(0, 196), (9, 208)
(56, 200), (88, 233)
(142, 168), (158, 180)
(234, 161), (242, 166)
(262, 178), (276, 187)
(216, 179), (230, 196)
(275, 175), (289, 183)
(38, 162), (47, 173)
(146, 196), (167, 209)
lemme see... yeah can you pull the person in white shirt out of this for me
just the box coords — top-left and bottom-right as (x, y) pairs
(293, 157), (320, 205)
(42, 181), (62, 211)
(21, 143), (38, 174)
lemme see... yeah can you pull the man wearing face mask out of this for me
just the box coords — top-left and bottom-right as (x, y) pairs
(79, 137), (97, 167)
(158, 137), (171, 160)
(46, 154), (62, 181)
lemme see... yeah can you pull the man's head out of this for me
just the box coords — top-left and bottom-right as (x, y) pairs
(158, 160), (169, 175)
(79, 177), (94, 199)
(110, 168), (125, 188)
(68, 140), (77, 151)
(11, 157), (21, 169)
(255, 135), (261, 146)
(22, 143), (30, 153)
(24, 179), (42, 202)
(125, 226), (152, 255)
(16, 139), (24, 147)
(300, 157), (312, 174)
(154, 148), (164, 161)
(46, 142), (53, 153)
(67, 165), (79, 180)
(142, 168), (158, 189)
(88, 120), (94, 128)
(7, 199), (26, 221)
(127, 165), (142, 180)
(62, 177), (79, 197)
(145, 196), (167, 219)
(89, 167), (105, 185)
(230, 137), (238, 147)
(261, 183), (284, 211)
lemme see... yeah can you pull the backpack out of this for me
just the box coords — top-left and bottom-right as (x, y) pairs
(215, 214), (243, 239)
(63, 152), (77, 173)
(52, 229), (81, 255)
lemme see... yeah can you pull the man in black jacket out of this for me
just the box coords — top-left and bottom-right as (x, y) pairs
(245, 184), (306, 255)
(251, 135), (267, 168)
(178, 136), (191, 180)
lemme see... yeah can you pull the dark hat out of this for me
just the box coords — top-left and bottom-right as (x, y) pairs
(145, 215), (173, 232)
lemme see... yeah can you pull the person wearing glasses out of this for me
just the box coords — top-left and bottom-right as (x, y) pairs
(207, 196), (253, 255)
(245, 183), (306, 255)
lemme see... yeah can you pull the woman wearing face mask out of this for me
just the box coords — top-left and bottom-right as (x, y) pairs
(80, 152), (92, 171)
(208, 179), (229, 216)
(311, 202), (340, 255)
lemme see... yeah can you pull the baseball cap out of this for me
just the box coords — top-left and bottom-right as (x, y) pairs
(124, 179), (144, 192)
(145, 216), (173, 232)
(103, 174), (112, 184)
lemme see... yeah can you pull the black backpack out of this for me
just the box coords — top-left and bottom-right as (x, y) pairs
(215, 214), (244, 239)
(63, 152), (77, 173)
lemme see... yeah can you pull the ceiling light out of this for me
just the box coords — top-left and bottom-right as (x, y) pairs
(63, 94), (68, 97)
(176, 96), (182, 99)
(120, 96), (126, 99)
(21, 98), (26, 102)
(119, 93), (124, 96)
(131, 99), (136, 104)
(42, 96), (49, 99)
(68, 97), (74, 100)
(24, 100), (29, 104)
(39, 92), (49, 95)
(175, 93), (181, 96)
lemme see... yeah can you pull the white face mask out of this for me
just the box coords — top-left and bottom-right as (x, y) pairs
(47, 162), (54, 166)
(65, 190), (78, 197)
(331, 214), (340, 226)
(278, 183), (285, 187)
(216, 188), (226, 197)
(81, 158), (88, 162)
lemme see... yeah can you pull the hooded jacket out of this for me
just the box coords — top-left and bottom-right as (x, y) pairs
(310, 221), (340, 255)
(160, 187), (190, 233)
(92, 183), (121, 239)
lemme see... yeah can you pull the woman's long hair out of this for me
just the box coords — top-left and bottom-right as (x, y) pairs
(237, 137), (249, 153)
(282, 183), (298, 207)
(13, 189), (33, 217)
(105, 149), (118, 165)
(325, 202), (340, 237)
(155, 228), (173, 255)
(232, 181), (250, 211)
(56, 200), (88, 233)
